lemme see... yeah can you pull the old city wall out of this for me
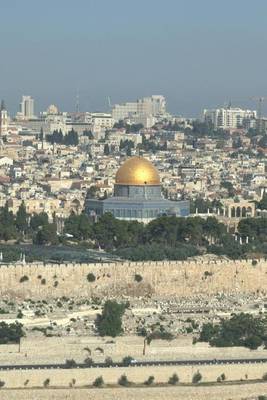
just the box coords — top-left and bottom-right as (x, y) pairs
(0, 258), (266, 299)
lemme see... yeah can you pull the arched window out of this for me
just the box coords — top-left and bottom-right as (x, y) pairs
(231, 207), (235, 218)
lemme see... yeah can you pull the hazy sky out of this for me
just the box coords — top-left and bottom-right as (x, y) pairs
(1, 0), (267, 116)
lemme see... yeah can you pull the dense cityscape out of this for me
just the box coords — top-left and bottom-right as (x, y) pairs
(0, 94), (266, 261)
(0, 1), (267, 399)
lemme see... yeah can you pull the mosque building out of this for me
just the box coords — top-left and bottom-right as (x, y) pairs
(85, 156), (189, 223)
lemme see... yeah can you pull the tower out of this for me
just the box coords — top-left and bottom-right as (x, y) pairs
(20, 96), (34, 119)
(0, 100), (8, 136)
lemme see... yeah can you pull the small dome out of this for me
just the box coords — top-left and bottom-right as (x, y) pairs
(115, 156), (160, 186)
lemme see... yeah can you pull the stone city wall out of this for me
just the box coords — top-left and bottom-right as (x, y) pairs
(0, 258), (266, 299)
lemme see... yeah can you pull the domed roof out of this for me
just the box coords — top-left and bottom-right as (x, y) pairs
(115, 156), (160, 186)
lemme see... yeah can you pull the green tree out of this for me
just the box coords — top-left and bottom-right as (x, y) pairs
(118, 374), (130, 386)
(0, 321), (24, 344)
(199, 313), (265, 349)
(96, 300), (127, 337)
(87, 186), (98, 199)
(192, 371), (202, 383)
(93, 376), (104, 387)
(104, 143), (110, 155)
(220, 181), (236, 197)
(257, 193), (267, 210)
(122, 356), (134, 366)
(16, 202), (28, 233)
(144, 376), (154, 385)
(34, 223), (58, 245)
(0, 203), (17, 241)
(64, 212), (92, 240)
(64, 129), (78, 146)
(65, 359), (77, 368)
(30, 212), (49, 231)
(168, 373), (179, 385)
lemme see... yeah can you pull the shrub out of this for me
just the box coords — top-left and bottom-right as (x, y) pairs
(84, 357), (93, 367)
(17, 310), (23, 319)
(192, 337), (197, 345)
(70, 378), (76, 386)
(192, 371), (202, 383)
(262, 372), (267, 381)
(19, 275), (29, 283)
(105, 356), (113, 366)
(118, 374), (130, 386)
(168, 373), (179, 385)
(122, 356), (134, 366)
(65, 359), (77, 368)
(87, 273), (96, 282)
(134, 274), (143, 283)
(43, 378), (50, 387)
(144, 375), (155, 385)
(148, 330), (174, 342)
(0, 380), (5, 388)
(24, 379), (29, 386)
(41, 278), (46, 285)
(204, 271), (213, 277)
(93, 376), (104, 387)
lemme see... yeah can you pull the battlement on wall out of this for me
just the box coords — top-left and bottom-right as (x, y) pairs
(0, 257), (265, 299)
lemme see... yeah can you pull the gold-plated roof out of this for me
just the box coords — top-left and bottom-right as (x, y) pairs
(115, 156), (160, 186)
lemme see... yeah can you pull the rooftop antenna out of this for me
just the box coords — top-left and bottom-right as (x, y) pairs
(0, 100), (6, 111)
(75, 89), (80, 113)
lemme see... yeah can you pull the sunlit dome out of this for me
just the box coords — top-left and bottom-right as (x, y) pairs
(115, 156), (160, 186)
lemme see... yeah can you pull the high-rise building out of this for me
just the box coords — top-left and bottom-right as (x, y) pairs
(19, 96), (35, 119)
(203, 106), (257, 129)
(112, 95), (166, 122)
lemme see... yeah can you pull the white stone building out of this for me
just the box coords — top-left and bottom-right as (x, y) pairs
(203, 107), (257, 129)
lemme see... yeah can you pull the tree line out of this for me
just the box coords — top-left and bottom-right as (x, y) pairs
(1, 202), (267, 261)
(0, 202), (58, 245)
(63, 212), (267, 260)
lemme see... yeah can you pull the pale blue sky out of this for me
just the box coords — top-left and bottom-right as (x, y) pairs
(1, 0), (267, 116)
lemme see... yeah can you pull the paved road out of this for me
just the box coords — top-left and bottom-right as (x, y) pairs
(0, 358), (267, 371)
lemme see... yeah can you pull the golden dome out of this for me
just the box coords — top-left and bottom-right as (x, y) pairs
(115, 156), (160, 186)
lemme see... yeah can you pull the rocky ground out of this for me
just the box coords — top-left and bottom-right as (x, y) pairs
(0, 292), (265, 340)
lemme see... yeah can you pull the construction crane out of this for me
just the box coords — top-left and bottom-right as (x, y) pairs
(106, 96), (113, 109)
